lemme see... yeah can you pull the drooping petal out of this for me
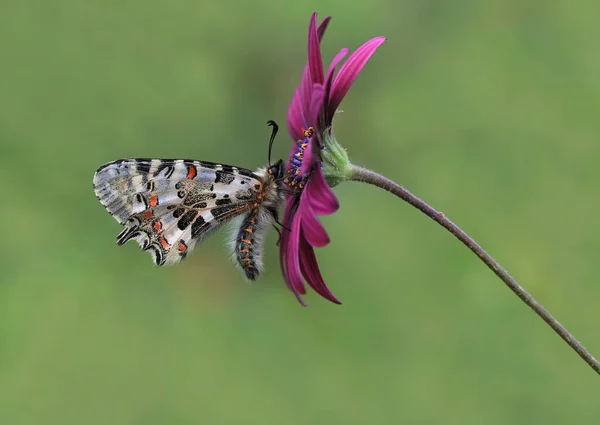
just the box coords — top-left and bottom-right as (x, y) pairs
(299, 197), (330, 248)
(299, 237), (341, 304)
(306, 166), (339, 215)
(328, 36), (386, 116)
(279, 230), (308, 306)
(285, 201), (307, 296)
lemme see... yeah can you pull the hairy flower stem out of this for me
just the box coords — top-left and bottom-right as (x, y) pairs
(350, 165), (600, 375)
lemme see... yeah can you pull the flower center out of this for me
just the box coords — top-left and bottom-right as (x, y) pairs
(284, 127), (314, 191)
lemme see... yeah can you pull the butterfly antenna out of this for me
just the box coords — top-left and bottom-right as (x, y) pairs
(266, 120), (279, 168)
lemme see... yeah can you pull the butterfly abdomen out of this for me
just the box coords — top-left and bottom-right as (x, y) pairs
(231, 167), (283, 280)
(235, 212), (261, 280)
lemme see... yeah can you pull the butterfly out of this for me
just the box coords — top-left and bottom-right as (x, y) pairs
(93, 121), (286, 280)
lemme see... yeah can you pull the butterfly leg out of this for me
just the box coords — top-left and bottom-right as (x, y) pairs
(272, 224), (282, 246)
(274, 219), (291, 233)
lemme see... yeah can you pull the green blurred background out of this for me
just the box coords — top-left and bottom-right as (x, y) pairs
(1, 0), (599, 423)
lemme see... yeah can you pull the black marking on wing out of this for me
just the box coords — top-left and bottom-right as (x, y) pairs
(190, 204), (253, 239)
(117, 228), (139, 246)
(97, 158), (257, 177)
(96, 159), (125, 172)
(136, 161), (151, 174)
(197, 161), (217, 169)
(184, 192), (216, 206)
(215, 170), (235, 184)
(215, 198), (232, 206)
(145, 244), (163, 265)
(135, 193), (149, 209)
(191, 215), (207, 239)
(173, 207), (185, 218)
(155, 162), (175, 179)
(235, 189), (253, 200)
(237, 168), (256, 178)
(210, 205), (238, 222)
(177, 210), (197, 231)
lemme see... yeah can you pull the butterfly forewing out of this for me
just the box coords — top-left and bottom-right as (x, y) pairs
(94, 158), (264, 266)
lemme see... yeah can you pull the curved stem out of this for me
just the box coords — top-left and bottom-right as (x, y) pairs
(350, 165), (600, 375)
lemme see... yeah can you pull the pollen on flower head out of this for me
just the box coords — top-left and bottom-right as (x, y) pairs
(284, 128), (315, 193)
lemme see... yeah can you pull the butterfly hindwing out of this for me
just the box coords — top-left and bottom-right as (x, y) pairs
(94, 158), (263, 266)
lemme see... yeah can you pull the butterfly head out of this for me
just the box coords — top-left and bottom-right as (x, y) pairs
(268, 159), (285, 180)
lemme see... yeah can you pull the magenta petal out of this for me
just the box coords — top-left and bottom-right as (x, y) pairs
(287, 14), (331, 141)
(324, 48), (349, 97)
(279, 229), (308, 305)
(322, 48), (349, 124)
(287, 63), (312, 141)
(287, 89), (304, 141)
(299, 197), (330, 248)
(299, 238), (341, 304)
(306, 167), (339, 215)
(325, 48), (349, 85)
(317, 16), (331, 41)
(328, 36), (386, 115)
(309, 83), (325, 133)
(308, 14), (324, 85)
(299, 83), (323, 174)
(299, 66), (314, 130)
(286, 207), (307, 295)
(279, 202), (304, 301)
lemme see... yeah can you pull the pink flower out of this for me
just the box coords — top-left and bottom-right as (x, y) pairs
(280, 13), (385, 305)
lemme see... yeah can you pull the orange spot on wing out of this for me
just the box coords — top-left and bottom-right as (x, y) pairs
(150, 194), (159, 207)
(144, 210), (153, 219)
(178, 240), (187, 252)
(160, 236), (171, 249)
(154, 221), (162, 232)
(187, 165), (197, 180)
